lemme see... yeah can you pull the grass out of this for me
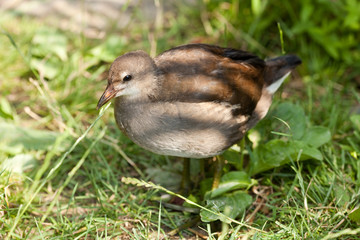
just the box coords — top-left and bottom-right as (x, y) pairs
(1, 0), (360, 239)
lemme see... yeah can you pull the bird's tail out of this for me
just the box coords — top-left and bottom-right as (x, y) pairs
(264, 55), (302, 94)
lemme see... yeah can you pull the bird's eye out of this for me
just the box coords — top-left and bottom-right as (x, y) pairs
(123, 74), (132, 82)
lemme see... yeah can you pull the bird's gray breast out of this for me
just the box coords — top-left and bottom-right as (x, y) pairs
(114, 99), (249, 158)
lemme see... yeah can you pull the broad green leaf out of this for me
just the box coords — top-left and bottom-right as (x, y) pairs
(344, 0), (360, 30)
(145, 167), (181, 191)
(32, 28), (68, 61)
(1, 154), (37, 174)
(182, 194), (200, 209)
(30, 58), (59, 79)
(200, 178), (213, 197)
(0, 142), (23, 155)
(248, 129), (261, 148)
(301, 126), (331, 148)
(271, 102), (306, 139)
(334, 185), (350, 207)
(206, 171), (253, 199)
(251, 0), (265, 16)
(0, 122), (59, 152)
(222, 148), (241, 166)
(90, 35), (126, 62)
(350, 115), (360, 132)
(300, 3), (314, 22)
(249, 139), (322, 176)
(349, 208), (360, 223)
(0, 97), (14, 120)
(200, 191), (252, 223)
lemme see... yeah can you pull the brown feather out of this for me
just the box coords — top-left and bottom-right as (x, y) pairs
(153, 44), (265, 115)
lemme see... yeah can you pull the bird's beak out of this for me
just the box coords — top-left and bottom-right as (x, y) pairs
(97, 83), (116, 110)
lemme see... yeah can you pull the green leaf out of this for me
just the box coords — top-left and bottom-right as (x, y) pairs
(349, 208), (360, 223)
(145, 167), (181, 191)
(200, 178), (213, 197)
(271, 102), (306, 139)
(0, 122), (59, 153)
(1, 154), (37, 174)
(32, 28), (68, 61)
(222, 148), (241, 166)
(90, 35), (126, 62)
(30, 58), (60, 79)
(251, 0), (265, 16)
(249, 139), (322, 176)
(334, 185), (350, 207)
(300, 3), (314, 22)
(200, 191), (252, 223)
(206, 171), (253, 199)
(0, 97), (14, 120)
(350, 115), (360, 132)
(301, 126), (331, 148)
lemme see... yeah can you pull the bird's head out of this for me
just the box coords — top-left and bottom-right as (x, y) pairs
(97, 51), (158, 109)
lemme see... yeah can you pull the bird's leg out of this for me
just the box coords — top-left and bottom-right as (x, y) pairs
(212, 155), (224, 189)
(180, 158), (191, 195)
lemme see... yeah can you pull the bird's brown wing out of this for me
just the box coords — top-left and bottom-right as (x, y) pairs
(153, 44), (266, 115)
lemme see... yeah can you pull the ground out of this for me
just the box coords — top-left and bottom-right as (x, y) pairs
(0, 0), (360, 239)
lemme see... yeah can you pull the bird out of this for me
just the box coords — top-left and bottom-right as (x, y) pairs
(97, 43), (301, 190)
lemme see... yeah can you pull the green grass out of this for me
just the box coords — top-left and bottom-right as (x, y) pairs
(1, 0), (360, 239)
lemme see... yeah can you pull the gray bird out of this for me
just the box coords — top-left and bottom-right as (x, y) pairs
(97, 43), (301, 188)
